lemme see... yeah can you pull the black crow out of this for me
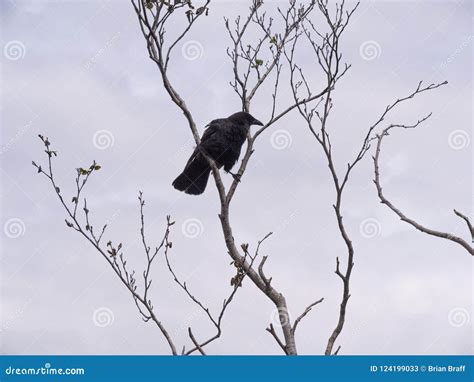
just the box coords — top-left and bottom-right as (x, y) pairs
(172, 112), (264, 195)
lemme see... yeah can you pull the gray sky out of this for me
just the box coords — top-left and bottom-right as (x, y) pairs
(1, 0), (472, 355)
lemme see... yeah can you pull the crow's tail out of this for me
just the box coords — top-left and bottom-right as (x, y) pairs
(172, 157), (211, 195)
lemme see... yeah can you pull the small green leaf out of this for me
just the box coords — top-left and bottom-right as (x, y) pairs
(145, 0), (154, 9)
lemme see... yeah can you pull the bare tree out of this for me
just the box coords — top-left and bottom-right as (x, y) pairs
(31, 0), (463, 356)
(31, 0), (342, 356)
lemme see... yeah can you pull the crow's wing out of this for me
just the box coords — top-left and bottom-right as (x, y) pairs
(202, 119), (224, 141)
(184, 119), (224, 168)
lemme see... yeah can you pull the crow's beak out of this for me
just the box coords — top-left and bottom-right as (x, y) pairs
(253, 119), (264, 126)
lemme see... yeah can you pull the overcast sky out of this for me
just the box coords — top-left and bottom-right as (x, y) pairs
(1, 0), (472, 355)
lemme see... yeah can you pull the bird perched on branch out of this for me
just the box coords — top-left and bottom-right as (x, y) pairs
(172, 111), (264, 195)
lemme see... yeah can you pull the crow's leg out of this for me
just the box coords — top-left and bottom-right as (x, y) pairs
(225, 170), (241, 182)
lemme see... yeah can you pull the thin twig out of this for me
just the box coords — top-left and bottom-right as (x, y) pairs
(292, 298), (324, 334)
(453, 210), (473, 241)
(188, 328), (206, 356)
(266, 323), (288, 355)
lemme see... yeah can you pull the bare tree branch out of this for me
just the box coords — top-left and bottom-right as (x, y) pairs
(453, 210), (473, 241)
(292, 298), (324, 335)
(188, 328), (206, 356)
(285, 0), (360, 356)
(266, 323), (288, 355)
(258, 256), (272, 287)
(286, 0), (452, 354)
(373, 125), (473, 256)
(162, 229), (264, 355)
(32, 135), (178, 355)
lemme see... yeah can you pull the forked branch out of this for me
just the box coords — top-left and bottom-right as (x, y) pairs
(373, 124), (473, 256)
